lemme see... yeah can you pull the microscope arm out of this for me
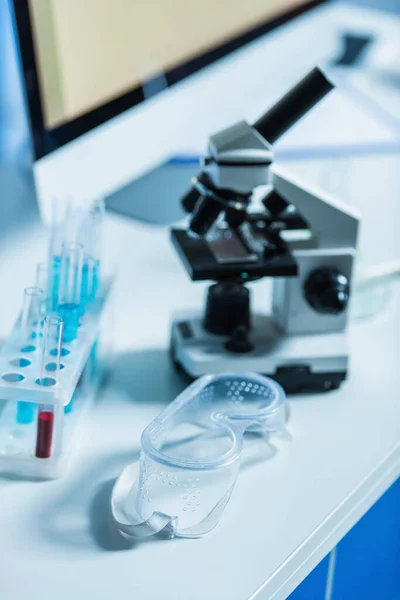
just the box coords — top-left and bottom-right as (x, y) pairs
(272, 166), (360, 250)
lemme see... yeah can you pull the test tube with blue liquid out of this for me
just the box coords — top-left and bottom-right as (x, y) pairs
(58, 242), (83, 343)
(16, 286), (45, 424)
(80, 254), (97, 312)
(35, 315), (64, 459)
(79, 199), (104, 387)
(79, 198), (104, 309)
(35, 262), (52, 313)
(48, 199), (75, 311)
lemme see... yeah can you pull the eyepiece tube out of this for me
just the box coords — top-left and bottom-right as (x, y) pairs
(253, 67), (334, 144)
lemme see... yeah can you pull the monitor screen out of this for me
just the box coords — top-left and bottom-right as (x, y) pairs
(14, 0), (322, 159)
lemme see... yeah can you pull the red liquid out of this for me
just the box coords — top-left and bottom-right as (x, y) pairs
(35, 411), (54, 458)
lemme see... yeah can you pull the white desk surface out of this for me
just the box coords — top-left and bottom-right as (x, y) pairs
(0, 156), (400, 600)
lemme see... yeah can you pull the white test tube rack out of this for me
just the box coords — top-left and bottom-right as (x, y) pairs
(0, 277), (113, 479)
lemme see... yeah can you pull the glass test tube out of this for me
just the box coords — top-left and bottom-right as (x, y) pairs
(21, 286), (45, 341)
(80, 253), (97, 310)
(82, 198), (104, 259)
(35, 262), (51, 312)
(58, 242), (83, 342)
(80, 200), (104, 375)
(79, 198), (104, 302)
(17, 287), (45, 425)
(48, 200), (63, 311)
(48, 198), (76, 311)
(35, 315), (63, 459)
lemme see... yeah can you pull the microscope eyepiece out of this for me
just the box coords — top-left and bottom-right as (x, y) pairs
(253, 67), (334, 144)
(181, 67), (333, 239)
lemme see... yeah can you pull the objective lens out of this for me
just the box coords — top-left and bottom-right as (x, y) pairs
(189, 195), (223, 236)
(181, 185), (202, 214)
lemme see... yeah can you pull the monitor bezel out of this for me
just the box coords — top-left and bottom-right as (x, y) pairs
(11, 0), (326, 160)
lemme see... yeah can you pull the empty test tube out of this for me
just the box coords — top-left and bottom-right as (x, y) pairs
(39, 314), (63, 382)
(58, 242), (83, 342)
(17, 287), (45, 425)
(35, 315), (64, 458)
(21, 286), (45, 341)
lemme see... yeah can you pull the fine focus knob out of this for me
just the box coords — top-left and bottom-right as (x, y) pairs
(225, 325), (254, 354)
(304, 267), (349, 315)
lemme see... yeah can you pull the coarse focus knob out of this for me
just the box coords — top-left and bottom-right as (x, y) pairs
(304, 267), (349, 315)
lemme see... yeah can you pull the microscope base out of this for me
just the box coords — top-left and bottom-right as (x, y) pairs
(170, 314), (348, 394)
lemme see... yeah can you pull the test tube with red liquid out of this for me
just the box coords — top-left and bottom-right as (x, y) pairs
(35, 315), (64, 459)
(36, 409), (55, 458)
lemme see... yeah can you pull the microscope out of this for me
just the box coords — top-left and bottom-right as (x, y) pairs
(170, 68), (360, 393)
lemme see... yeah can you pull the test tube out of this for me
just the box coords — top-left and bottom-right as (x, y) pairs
(79, 198), (104, 298)
(48, 198), (77, 256)
(48, 198), (77, 311)
(58, 242), (83, 342)
(80, 253), (97, 310)
(35, 315), (64, 459)
(36, 409), (55, 459)
(81, 198), (104, 256)
(21, 286), (45, 341)
(35, 262), (51, 312)
(48, 200), (63, 310)
(17, 287), (45, 424)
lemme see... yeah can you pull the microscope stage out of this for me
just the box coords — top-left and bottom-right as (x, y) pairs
(171, 228), (297, 281)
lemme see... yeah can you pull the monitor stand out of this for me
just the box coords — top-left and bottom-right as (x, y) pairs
(105, 158), (199, 225)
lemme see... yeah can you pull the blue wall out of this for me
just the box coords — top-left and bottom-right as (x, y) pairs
(289, 555), (331, 600)
(289, 477), (400, 599)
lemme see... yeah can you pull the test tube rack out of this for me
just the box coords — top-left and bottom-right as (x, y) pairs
(0, 277), (113, 479)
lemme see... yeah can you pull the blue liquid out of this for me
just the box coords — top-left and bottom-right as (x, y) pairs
(51, 256), (61, 311)
(64, 396), (74, 414)
(65, 371), (84, 415)
(80, 259), (100, 311)
(16, 401), (35, 424)
(58, 303), (80, 342)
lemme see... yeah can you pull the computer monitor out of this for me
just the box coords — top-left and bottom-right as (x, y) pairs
(11, 0), (327, 224)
